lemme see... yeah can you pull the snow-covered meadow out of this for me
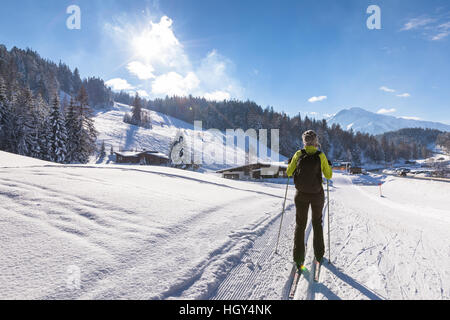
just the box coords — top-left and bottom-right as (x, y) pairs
(1, 151), (449, 300)
(0, 151), (290, 299)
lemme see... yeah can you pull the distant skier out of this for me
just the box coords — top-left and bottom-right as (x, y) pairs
(287, 130), (332, 271)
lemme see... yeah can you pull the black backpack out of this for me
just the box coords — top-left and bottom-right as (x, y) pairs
(293, 149), (323, 193)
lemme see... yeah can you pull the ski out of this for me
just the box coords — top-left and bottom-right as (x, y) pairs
(288, 264), (303, 299)
(313, 260), (322, 282)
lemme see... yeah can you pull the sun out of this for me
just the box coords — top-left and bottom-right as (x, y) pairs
(130, 16), (181, 66)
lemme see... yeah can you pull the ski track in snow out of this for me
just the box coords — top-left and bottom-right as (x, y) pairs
(0, 153), (292, 300)
(299, 174), (450, 300)
(210, 172), (449, 300)
(1, 150), (449, 300)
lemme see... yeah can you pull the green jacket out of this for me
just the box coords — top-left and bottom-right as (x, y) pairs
(287, 146), (333, 180)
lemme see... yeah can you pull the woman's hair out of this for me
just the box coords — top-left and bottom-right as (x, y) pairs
(302, 130), (319, 147)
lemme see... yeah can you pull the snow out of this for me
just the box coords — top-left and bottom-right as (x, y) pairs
(0, 150), (56, 167)
(0, 151), (290, 299)
(93, 103), (286, 171)
(328, 107), (450, 135)
(1, 151), (449, 300)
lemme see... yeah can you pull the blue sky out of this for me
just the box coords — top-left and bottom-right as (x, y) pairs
(0, 0), (449, 124)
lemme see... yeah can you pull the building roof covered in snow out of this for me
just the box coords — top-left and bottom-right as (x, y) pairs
(115, 150), (169, 160)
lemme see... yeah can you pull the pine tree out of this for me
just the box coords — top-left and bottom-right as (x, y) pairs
(0, 80), (18, 153)
(48, 94), (68, 163)
(72, 68), (82, 95)
(17, 88), (41, 158)
(132, 93), (142, 124)
(351, 145), (362, 166)
(73, 85), (97, 163)
(14, 87), (34, 156)
(65, 97), (78, 162)
(35, 94), (50, 160)
(26, 94), (42, 159)
(100, 140), (106, 158)
(0, 77), (8, 149)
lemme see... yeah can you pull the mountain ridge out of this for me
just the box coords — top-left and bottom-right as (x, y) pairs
(328, 107), (450, 135)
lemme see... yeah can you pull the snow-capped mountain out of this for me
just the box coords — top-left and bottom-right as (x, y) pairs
(328, 107), (450, 135)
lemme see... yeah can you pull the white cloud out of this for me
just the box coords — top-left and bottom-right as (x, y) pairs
(195, 50), (242, 98)
(308, 96), (327, 103)
(127, 61), (155, 80)
(152, 71), (200, 96)
(105, 78), (134, 91)
(377, 108), (397, 114)
(432, 31), (450, 40)
(136, 90), (150, 98)
(401, 16), (450, 41)
(432, 22), (450, 40)
(105, 15), (242, 100)
(130, 16), (190, 72)
(379, 86), (396, 93)
(401, 18), (435, 31)
(396, 93), (411, 98)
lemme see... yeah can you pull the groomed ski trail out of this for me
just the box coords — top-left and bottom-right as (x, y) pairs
(211, 186), (326, 300)
(294, 173), (449, 300)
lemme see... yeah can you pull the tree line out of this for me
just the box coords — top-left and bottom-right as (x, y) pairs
(0, 77), (97, 163)
(1, 44), (447, 165)
(141, 95), (446, 164)
(0, 45), (113, 109)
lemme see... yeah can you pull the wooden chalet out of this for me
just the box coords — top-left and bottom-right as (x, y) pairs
(216, 162), (288, 180)
(115, 150), (170, 165)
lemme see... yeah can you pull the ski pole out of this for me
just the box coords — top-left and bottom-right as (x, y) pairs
(275, 177), (290, 254)
(327, 179), (331, 264)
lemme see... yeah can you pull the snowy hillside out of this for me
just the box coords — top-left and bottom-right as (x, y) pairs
(94, 103), (286, 170)
(1, 151), (449, 300)
(328, 107), (450, 135)
(0, 151), (293, 299)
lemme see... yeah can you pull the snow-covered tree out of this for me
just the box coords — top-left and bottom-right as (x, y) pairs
(132, 93), (142, 124)
(47, 94), (68, 163)
(0, 77), (8, 148)
(15, 87), (42, 158)
(35, 94), (50, 160)
(72, 85), (97, 163)
(100, 140), (106, 158)
(65, 97), (78, 162)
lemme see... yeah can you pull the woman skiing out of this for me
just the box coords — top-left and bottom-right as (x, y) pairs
(286, 130), (332, 272)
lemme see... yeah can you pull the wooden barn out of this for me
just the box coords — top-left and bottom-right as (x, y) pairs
(349, 167), (363, 175)
(115, 151), (170, 166)
(216, 162), (288, 180)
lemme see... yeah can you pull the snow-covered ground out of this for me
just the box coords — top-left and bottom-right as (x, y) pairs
(303, 172), (449, 300)
(213, 171), (450, 300)
(1, 152), (449, 300)
(0, 151), (290, 299)
(93, 103), (286, 171)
